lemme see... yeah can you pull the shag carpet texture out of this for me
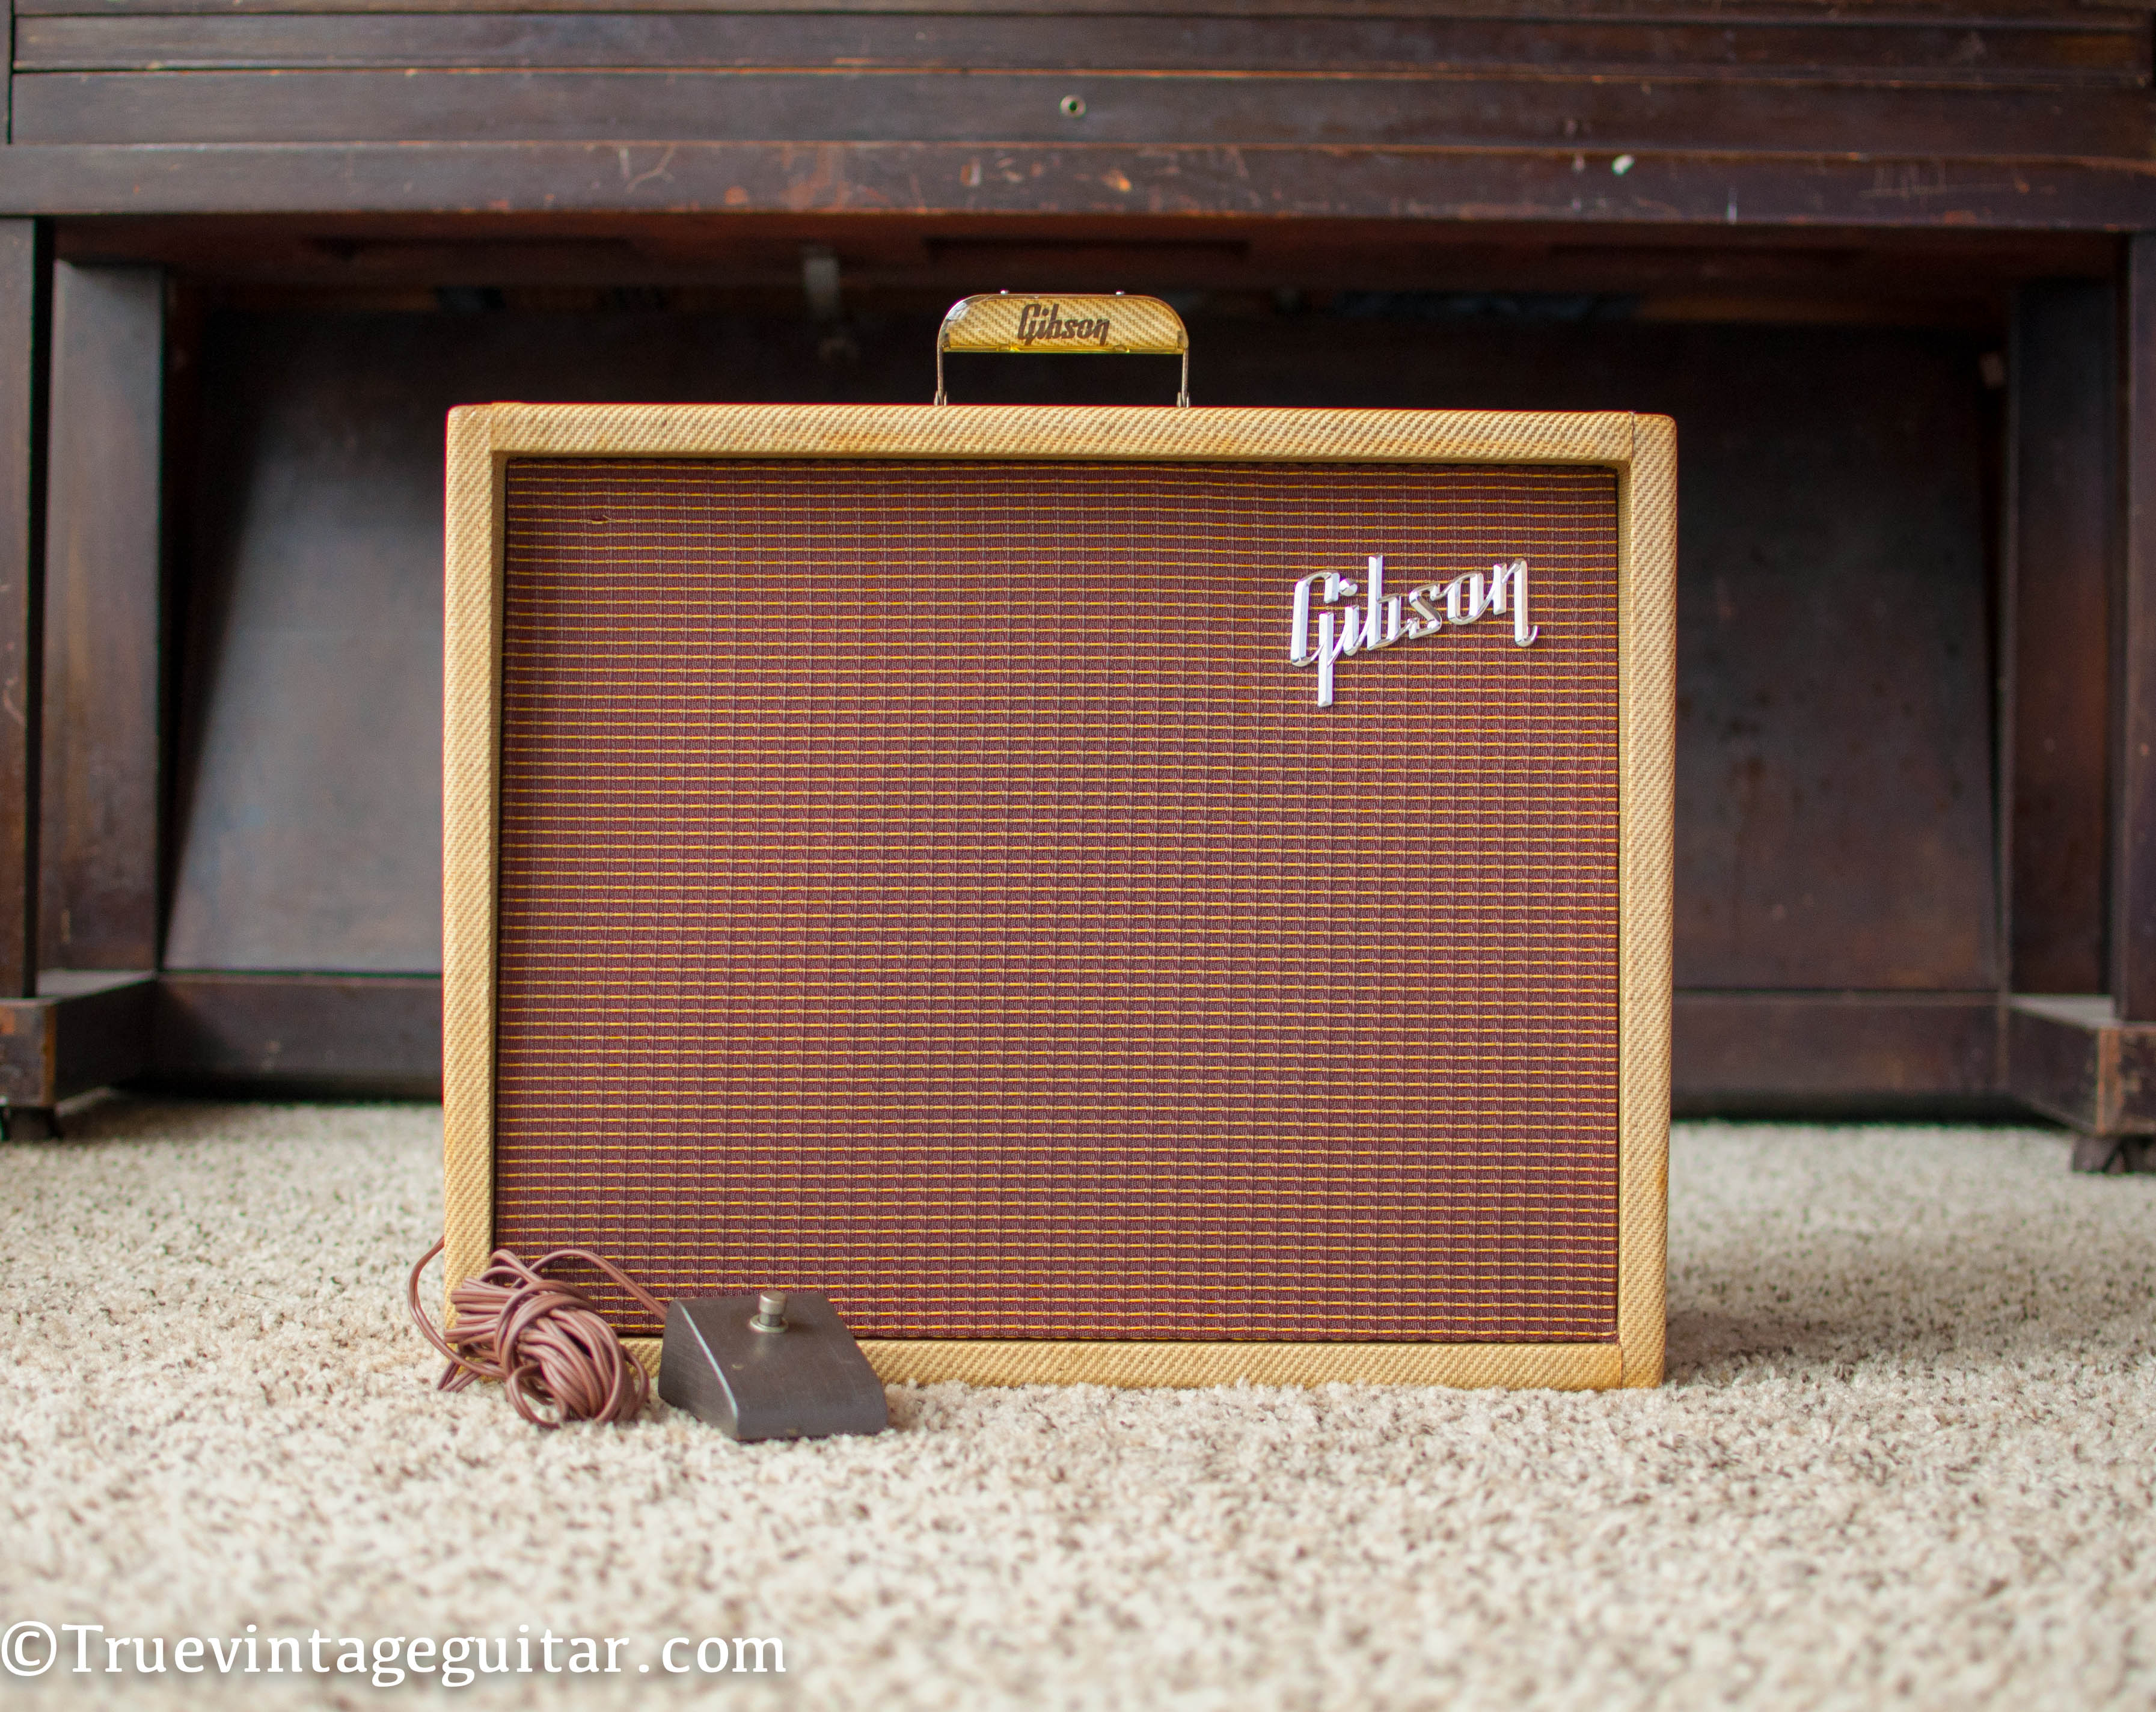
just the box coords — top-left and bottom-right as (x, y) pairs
(3, 1099), (2153, 1710)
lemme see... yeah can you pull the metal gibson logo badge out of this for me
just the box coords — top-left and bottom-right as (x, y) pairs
(1288, 556), (1540, 708)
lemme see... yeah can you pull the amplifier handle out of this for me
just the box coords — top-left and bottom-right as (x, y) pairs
(934, 292), (1191, 408)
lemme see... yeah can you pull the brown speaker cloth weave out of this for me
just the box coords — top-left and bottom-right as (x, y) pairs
(494, 459), (1620, 1342)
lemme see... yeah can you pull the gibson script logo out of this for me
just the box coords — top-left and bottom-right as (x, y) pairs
(1289, 556), (1540, 708)
(1015, 302), (1113, 346)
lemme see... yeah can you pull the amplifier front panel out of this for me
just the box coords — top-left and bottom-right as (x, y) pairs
(491, 458), (1621, 1344)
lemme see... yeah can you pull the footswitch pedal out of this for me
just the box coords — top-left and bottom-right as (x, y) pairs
(658, 1291), (889, 1443)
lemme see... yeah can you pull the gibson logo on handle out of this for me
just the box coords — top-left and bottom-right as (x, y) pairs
(1289, 557), (1540, 708)
(1014, 302), (1113, 347)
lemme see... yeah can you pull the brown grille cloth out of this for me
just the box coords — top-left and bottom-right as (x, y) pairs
(494, 459), (1621, 1342)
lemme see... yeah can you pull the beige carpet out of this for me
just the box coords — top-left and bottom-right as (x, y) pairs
(4, 1099), (2154, 1710)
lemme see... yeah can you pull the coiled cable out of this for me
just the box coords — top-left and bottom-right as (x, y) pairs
(406, 1238), (666, 1429)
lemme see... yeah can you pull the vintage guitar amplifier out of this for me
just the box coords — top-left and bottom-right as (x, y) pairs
(442, 296), (1675, 1391)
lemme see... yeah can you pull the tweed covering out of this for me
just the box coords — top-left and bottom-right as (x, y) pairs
(488, 456), (1623, 1343)
(1615, 417), (1677, 1386)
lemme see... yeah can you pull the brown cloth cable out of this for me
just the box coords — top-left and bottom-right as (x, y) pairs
(408, 1238), (666, 1429)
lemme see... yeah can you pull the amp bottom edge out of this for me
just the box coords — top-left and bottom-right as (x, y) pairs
(621, 1337), (1628, 1391)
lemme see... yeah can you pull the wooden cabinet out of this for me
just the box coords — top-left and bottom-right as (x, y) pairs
(0, 2), (2151, 1154)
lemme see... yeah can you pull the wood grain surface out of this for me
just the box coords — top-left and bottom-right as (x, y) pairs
(38, 264), (162, 975)
(0, 226), (46, 1001)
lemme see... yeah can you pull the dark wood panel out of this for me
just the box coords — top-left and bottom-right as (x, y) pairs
(5, 142), (2154, 228)
(44, 210), (2115, 308)
(0, 140), (2133, 230)
(2009, 994), (2109, 1133)
(152, 971), (440, 1095)
(0, 970), (153, 1107)
(13, 69), (2144, 159)
(1673, 991), (2002, 1104)
(2006, 281), (2113, 994)
(0, 225), (47, 1000)
(2005, 993), (2156, 1139)
(1653, 332), (1997, 989)
(38, 263), (163, 971)
(2119, 237), (2156, 1023)
(165, 310), (447, 973)
(17, 12), (2144, 83)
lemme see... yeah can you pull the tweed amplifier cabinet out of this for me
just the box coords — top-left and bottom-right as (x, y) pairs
(442, 387), (1676, 1392)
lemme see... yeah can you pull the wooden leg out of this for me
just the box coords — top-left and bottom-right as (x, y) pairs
(2005, 242), (2156, 1164)
(2072, 1133), (2154, 1173)
(2116, 237), (2156, 1024)
(0, 223), (47, 1003)
(39, 261), (164, 974)
(0, 261), (161, 1119)
(2000, 279), (2125, 1148)
(2004, 280), (2113, 997)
